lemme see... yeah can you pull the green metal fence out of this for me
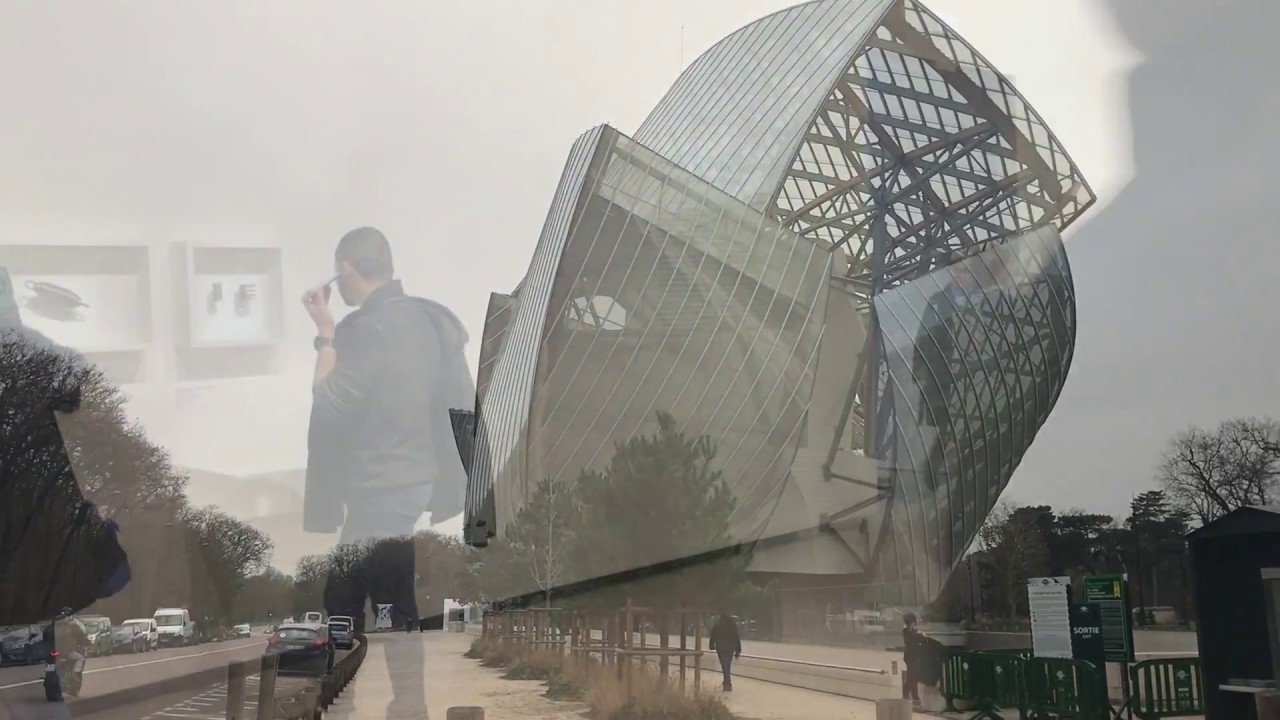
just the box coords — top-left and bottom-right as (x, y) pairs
(1024, 657), (1110, 719)
(965, 651), (1030, 719)
(1127, 658), (1204, 719)
(942, 653), (978, 712)
(941, 652), (1115, 720)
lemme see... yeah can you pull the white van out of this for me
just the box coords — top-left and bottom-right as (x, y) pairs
(122, 618), (159, 651)
(153, 608), (195, 647)
(302, 611), (325, 625)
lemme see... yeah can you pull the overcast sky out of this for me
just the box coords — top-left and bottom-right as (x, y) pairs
(4, 0), (1272, 544)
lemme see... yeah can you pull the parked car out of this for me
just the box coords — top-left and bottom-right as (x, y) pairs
(234, 624), (252, 638)
(266, 623), (333, 677)
(327, 617), (354, 650)
(302, 611), (325, 625)
(111, 624), (146, 654)
(1, 625), (52, 666)
(78, 616), (114, 657)
(122, 618), (158, 651)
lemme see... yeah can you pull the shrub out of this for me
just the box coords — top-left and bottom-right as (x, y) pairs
(545, 657), (592, 701)
(465, 636), (493, 659)
(504, 649), (564, 681)
(583, 663), (734, 720)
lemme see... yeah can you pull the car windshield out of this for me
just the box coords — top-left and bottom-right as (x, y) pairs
(113, 626), (132, 636)
(0, 626), (27, 644)
(123, 621), (149, 630)
(328, 619), (351, 629)
(82, 618), (109, 632)
(276, 628), (318, 641)
(155, 615), (184, 627)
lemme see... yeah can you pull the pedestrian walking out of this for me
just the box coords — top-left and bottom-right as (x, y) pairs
(708, 611), (742, 691)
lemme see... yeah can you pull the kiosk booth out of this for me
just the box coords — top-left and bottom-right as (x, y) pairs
(1188, 506), (1280, 718)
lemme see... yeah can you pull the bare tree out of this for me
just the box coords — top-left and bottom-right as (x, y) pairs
(1159, 417), (1280, 525)
(507, 478), (572, 607)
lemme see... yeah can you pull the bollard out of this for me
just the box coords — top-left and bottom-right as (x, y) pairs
(256, 654), (279, 720)
(446, 707), (485, 720)
(874, 698), (912, 720)
(301, 683), (321, 720)
(226, 662), (247, 720)
(1259, 690), (1280, 720)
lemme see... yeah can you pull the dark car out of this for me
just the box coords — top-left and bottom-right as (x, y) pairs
(265, 623), (333, 677)
(327, 617), (354, 650)
(111, 624), (144, 653)
(1, 625), (47, 666)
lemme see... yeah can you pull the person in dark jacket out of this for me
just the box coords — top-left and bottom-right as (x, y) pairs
(901, 612), (924, 706)
(302, 228), (472, 720)
(708, 612), (742, 691)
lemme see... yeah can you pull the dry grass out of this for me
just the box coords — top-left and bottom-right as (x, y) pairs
(464, 636), (492, 659)
(466, 639), (734, 719)
(582, 662), (734, 720)
(504, 649), (564, 681)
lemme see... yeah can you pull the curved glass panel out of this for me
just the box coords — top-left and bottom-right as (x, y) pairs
(870, 225), (1074, 603)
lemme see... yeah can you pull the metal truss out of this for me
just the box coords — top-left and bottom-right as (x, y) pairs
(768, 0), (1095, 575)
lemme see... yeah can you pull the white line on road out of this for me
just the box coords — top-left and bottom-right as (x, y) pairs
(0, 641), (261, 690)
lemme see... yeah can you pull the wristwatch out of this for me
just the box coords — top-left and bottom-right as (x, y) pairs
(313, 335), (334, 351)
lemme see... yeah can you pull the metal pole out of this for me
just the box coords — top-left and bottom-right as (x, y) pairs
(1133, 519), (1147, 627)
(226, 661), (246, 720)
(301, 683), (321, 720)
(255, 654), (278, 720)
(968, 557), (977, 624)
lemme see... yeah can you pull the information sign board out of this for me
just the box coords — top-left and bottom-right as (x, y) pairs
(1084, 574), (1135, 662)
(1028, 576), (1073, 659)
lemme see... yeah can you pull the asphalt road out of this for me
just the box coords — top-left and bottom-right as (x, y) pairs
(0, 637), (268, 719)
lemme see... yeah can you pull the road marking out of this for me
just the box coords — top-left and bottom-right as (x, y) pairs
(141, 674), (306, 720)
(0, 641), (262, 690)
(144, 680), (246, 720)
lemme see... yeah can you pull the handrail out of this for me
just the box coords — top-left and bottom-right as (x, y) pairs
(736, 653), (888, 675)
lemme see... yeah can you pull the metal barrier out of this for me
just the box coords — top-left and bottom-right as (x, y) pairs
(941, 653), (979, 712)
(978, 648), (1034, 659)
(963, 651), (1030, 720)
(1024, 657), (1109, 720)
(227, 635), (368, 720)
(1127, 657), (1204, 719)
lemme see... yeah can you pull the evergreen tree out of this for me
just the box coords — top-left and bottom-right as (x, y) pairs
(565, 411), (747, 613)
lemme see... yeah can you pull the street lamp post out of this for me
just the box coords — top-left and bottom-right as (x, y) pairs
(967, 557), (977, 624)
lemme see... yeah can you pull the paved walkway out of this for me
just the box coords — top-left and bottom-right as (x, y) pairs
(327, 632), (935, 720)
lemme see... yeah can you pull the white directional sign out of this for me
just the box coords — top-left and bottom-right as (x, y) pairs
(1028, 576), (1072, 659)
(375, 603), (394, 631)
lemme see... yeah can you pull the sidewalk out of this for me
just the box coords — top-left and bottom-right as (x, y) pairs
(326, 632), (935, 720)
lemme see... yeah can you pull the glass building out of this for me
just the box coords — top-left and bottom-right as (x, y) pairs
(463, 0), (1094, 619)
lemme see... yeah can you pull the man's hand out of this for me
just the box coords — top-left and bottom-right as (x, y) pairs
(302, 285), (335, 335)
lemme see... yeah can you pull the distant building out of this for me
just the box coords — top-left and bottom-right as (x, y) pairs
(463, 0), (1093, 627)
